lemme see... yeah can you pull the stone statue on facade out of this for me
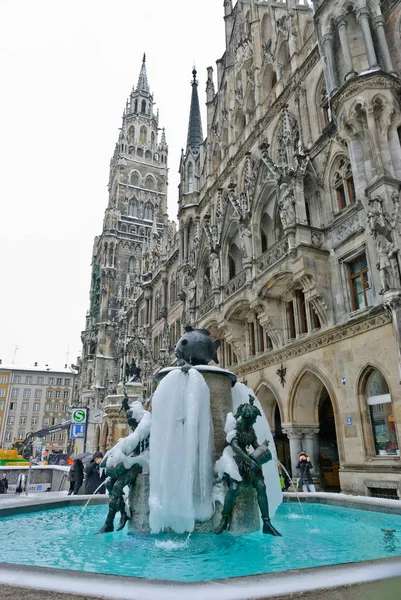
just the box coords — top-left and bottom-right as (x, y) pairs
(368, 196), (400, 294)
(278, 183), (296, 229)
(97, 392), (151, 534)
(239, 224), (252, 259)
(187, 276), (197, 309)
(210, 252), (221, 288)
(214, 395), (281, 536)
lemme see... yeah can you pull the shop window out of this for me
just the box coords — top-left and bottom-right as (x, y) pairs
(348, 254), (373, 310)
(366, 369), (399, 456)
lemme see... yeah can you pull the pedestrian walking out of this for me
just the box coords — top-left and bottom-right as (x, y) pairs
(84, 452), (106, 494)
(0, 474), (8, 494)
(67, 458), (84, 495)
(296, 451), (316, 493)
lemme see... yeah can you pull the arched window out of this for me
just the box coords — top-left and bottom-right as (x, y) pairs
(332, 157), (356, 211)
(188, 162), (193, 192)
(229, 256), (236, 280)
(144, 202), (153, 220)
(141, 100), (146, 114)
(130, 226), (136, 234)
(128, 126), (135, 142)
(139, 126), (147, 145)
(128, 146), (134, 155)
(365, 369), (398, 456)
(151, 132), (155, 149)
(145, 150), (152, 160)
(128, 257), (135, 274)
(130, 172), (140, 187)
(235, 108), (246, 138)
(228, 241), (242, 280)
(128, 199), (138, 217)
(277, 40), (290, 75)
(137, 148), (143, 158)
(260, 191), (283, 252)
(120, 224), (127, 232)
(261, 229), (267, 253)
(145, 175), (156, 191)
(134, 100), (138, 113)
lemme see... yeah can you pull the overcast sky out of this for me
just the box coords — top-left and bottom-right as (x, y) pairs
(0, 0), (225, 368)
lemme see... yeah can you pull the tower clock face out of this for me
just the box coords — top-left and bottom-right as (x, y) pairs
(91, 410), (103, 423)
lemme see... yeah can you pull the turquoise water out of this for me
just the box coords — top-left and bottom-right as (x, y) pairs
(1, 503), (401, 581)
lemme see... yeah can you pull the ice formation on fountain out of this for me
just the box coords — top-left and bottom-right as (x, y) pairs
(149, 368), (214, 534)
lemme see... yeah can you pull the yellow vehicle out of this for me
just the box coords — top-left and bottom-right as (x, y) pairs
(0, 448), (30, 467)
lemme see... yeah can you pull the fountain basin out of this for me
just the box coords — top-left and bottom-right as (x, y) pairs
(1, 493), (401, 600)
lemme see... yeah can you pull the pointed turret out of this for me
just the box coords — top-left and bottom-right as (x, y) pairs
(186, 68), (203, 154)
(137, 53), (149, 93)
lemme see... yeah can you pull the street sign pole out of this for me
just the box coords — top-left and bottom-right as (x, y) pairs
(83, 408), (89, 453)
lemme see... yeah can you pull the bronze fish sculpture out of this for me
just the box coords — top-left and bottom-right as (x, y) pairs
(174, 326), (221, 366)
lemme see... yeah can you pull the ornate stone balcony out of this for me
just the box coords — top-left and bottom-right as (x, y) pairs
(198, 296), (215, 318)
(255, 238), (289, 274)
(224, 270), (247, 299)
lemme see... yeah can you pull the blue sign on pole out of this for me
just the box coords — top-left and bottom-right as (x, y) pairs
(346, 417), (352, 425)
(70, 424), (86, 439)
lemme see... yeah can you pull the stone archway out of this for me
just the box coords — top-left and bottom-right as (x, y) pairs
(256, 382), (290, 475)
(318, 388), (340, 490)
(287, 366), (340, 487)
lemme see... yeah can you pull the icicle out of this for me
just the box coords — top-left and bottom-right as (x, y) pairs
(149, 369), (214, 534)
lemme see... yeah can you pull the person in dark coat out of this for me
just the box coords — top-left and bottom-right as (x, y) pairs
(67, 459), (84, 495)
(0, 474), (8, 494)
(84, 452), (106, 494)
(296, 451), (316, 493)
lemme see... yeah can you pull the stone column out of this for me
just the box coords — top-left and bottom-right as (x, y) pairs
(322, 33), (338, 94)
(179, 229), (184, 265)
(294, 87), (305, 152)
(302, 428), (321, 478)
(357, 8), (379, 69)
(283, 428), (303, 477)
(183, 226), (189, 262)
(336, 16), (357, 80)
(372, 16), (396, 75)
(301, 86), (312, 148)
(162, 276), (168, 309)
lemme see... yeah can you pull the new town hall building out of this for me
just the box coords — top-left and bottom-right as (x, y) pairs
(75, 0), (401, 498)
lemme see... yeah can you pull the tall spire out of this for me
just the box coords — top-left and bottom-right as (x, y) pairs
(137, 53), (149, 93)
(186, 68), (203, 154)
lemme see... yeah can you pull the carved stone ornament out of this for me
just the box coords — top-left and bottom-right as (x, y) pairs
(235, 313), (391, 378)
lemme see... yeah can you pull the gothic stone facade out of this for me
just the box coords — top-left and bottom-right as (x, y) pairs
(78, 0), (401, 497)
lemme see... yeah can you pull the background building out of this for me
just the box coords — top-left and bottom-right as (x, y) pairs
(77, 0), (401, 499)
(0, 363), (76, 455)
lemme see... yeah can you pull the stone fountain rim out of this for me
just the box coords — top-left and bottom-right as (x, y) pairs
(1, 493), (401, 599)
(154, 365), (237, 385)
(0, 555), (400, 600)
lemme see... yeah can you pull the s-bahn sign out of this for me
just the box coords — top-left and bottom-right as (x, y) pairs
(71, 408), (87, 424)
